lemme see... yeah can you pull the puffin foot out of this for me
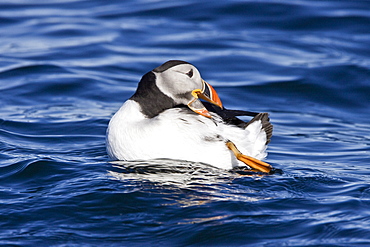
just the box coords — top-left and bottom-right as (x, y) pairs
(226, 141), (272, 173)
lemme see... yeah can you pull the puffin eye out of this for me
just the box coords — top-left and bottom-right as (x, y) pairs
(186, 69), (193, 78)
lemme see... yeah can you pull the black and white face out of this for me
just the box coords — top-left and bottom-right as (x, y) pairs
(154, 63), (203, 105)
(152, 61), (223, 118)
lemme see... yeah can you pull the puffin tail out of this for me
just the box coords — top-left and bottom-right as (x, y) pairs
(246, 112), (273, 145)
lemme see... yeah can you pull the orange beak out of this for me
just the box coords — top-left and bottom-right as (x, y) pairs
(187, 80), (223, 118)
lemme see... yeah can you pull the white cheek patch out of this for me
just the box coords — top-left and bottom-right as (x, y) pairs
(154, 71), (202, 105)
(154, 72), (176, 100)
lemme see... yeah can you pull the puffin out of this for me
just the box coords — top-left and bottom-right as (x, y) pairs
(106, 60), (273, 173)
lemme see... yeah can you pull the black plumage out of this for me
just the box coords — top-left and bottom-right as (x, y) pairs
(130, 71), (176, 118)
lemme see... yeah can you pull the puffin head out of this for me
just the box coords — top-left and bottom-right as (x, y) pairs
(152, 60), (223, 118)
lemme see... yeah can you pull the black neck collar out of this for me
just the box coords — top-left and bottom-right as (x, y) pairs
(130, 71), (177, 118)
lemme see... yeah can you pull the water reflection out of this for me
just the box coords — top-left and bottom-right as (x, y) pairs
(108, 159), (272, 207)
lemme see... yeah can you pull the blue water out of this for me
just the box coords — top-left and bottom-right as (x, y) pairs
(1, 0), (370, 246)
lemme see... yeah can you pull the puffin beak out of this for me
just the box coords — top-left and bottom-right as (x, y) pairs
(188, 79), (223, 118)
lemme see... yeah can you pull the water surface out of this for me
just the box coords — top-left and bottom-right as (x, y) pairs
(1, 0), (370, 246)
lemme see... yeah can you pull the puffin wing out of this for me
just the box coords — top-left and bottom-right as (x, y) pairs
(203, 102), (273, 145)
(203, 101), (258, 118)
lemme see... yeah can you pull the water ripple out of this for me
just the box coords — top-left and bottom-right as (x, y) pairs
(1, 0), (370, 245)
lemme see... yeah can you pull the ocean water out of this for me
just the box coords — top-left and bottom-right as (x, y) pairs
(1, 0), (370, 246)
